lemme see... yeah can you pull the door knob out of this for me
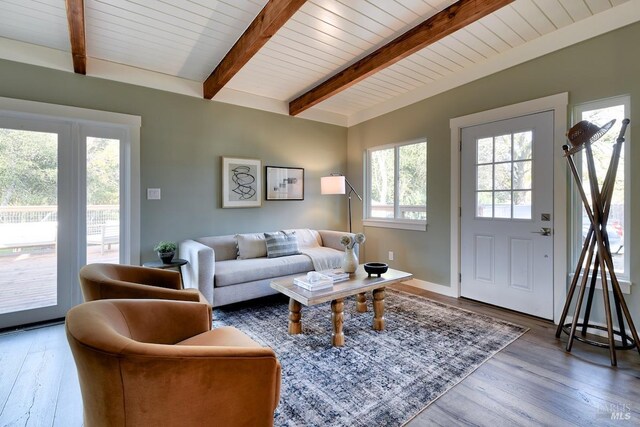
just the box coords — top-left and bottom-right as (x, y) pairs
(531, 227), (552, 236)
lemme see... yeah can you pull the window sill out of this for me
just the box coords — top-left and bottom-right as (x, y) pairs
(363, 219), (427, 231)
(569, 273), (632, 294)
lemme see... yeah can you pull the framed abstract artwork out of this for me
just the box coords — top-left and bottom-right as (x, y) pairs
(221, 157), (262, 208)
(265, 166), (304, 201)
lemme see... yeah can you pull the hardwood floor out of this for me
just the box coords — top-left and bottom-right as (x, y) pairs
(0, 284), (638, 426)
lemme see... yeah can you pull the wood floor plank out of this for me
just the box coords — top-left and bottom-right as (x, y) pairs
(0, 285), (638, 426)
(0, 329), (39, 415)
(0, 326), (66, 426)
(52, 343), (82, 427)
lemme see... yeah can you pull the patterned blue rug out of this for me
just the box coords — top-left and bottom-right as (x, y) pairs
(214, 288), (527, 427)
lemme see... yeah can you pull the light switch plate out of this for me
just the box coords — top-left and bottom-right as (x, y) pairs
(147, 188), (161, 200)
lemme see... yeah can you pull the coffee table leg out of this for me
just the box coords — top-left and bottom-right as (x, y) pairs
(288, 298), (302, 334)
(373, 288), (385, 331)
(356, 292), (367, 312)
(331, 298), (345, 347)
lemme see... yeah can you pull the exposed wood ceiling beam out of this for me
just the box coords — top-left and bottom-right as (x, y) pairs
(289, 0), (514, 116)
(203, 0), (307, 100)
(65, 0), (86, 75)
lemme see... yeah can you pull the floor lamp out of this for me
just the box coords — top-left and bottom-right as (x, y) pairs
(321, 174), (362, 233)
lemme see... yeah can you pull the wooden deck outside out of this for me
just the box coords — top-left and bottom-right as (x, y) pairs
(0, 245), (118, 315)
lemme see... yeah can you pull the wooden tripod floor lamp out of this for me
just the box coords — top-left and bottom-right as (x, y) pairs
(556, 118), (639, 366)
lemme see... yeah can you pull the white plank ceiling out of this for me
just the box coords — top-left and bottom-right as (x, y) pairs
(0, 0), (635, 125)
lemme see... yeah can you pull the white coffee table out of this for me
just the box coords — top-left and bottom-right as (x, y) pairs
(270, 265), (412, 346)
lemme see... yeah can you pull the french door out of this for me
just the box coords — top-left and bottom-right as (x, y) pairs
(0, 117), (125, 328)
(460, 111), (554, 319)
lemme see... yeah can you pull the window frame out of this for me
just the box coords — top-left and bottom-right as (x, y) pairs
(571, 95), (630, 283)
(364, 138), (427, 231)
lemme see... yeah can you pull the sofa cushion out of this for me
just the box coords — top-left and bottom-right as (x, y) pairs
(236, 233), (267, 259)
(215, 255), (313, 288)
(196, 235), (237, 261)
(264, 231), (300, 258)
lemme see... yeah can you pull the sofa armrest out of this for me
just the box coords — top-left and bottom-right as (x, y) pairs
(179, 239), (215, 304)
(318, 230), (359, 257)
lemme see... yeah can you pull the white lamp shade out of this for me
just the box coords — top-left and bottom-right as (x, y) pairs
(321, 176), (346, 195)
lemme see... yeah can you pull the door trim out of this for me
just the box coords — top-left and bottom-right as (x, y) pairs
(450, 93), (568, 323)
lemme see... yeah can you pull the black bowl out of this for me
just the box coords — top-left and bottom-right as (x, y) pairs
(364, 262), (388, 277)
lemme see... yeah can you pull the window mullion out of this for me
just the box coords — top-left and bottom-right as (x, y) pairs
(394, 146), (400, 219)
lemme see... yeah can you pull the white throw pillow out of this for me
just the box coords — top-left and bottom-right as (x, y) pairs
(236, 233), (267, 259)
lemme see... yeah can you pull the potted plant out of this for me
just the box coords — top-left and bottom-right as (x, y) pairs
(154, 241), (177, 264)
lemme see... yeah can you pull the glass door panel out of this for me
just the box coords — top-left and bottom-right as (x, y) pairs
(86, 137), (120, 265)
(0, 128), (58, 315)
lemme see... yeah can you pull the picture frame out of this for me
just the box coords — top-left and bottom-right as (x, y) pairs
(265, 166), (304, 201)
(221, 157), (262, 208)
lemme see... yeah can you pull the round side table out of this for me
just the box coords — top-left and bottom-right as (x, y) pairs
(142, 258), (188, 288)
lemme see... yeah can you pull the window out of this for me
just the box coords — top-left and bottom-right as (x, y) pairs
(365, 139), (426, 230)
(573, 96), (630, 278)
(475, 131), (533, 220)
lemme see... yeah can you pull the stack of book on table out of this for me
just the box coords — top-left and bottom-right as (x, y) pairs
(293, 269), (350, 291)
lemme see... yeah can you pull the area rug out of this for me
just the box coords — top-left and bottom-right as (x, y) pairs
(214, 289), (527, 427)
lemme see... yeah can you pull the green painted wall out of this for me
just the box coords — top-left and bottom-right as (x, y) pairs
(348, 22), (640, 321)
(0, 59), (348, 261)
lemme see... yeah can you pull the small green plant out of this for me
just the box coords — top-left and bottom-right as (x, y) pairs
(154, 241), (177, 253)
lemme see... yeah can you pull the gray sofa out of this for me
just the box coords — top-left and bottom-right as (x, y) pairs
(179, 229), (357, 307)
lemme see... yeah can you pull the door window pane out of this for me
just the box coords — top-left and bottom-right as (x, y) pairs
(494, 134), (511, 162)
(513, 131), (532, 160)
(86, 137), (120, 264)
(477, 138), (493, 163)
(513, 161), (532, 190)
(494, 191), (511, 218)
(0, 129), (58, 314)
(513, 191), (532, 219)
(477, 165), (492, 191)
(494, 163), (511, 190)
(477, 192), (493, 217)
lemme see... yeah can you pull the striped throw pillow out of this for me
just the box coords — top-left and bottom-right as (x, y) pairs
(264, 231), (300, 258)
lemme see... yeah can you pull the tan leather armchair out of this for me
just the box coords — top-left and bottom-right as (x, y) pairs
(79, 263), (208, 304)
(66, 299), (281, 427)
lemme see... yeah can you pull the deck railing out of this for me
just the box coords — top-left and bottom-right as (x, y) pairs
(0, 205), (119, 251)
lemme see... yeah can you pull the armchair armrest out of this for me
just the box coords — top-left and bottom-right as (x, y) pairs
(94, 279), (203, 302)
(132, 267), (182, 290)
(318, 230), (359, 257)
(179, 239), (215, 304)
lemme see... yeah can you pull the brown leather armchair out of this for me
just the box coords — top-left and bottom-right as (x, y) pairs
(66, 299), (281, 427)
(79, 263), (208, 304)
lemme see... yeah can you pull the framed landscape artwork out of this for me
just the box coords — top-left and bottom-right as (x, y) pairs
(266, 166), (304, 200)
(222, 157), (262, 208)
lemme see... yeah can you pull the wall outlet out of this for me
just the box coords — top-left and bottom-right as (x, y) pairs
(388, 251), (394, 261)
(147, 188), (161, 200)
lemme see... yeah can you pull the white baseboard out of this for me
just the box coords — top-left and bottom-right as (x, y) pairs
(402, 278), (458, 298)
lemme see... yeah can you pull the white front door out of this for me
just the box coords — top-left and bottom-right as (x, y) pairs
(460, 111), (554, 319)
